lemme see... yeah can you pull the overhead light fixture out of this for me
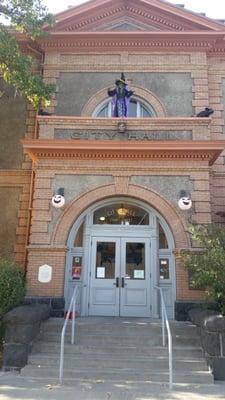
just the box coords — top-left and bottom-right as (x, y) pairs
(117, 204), (128, 217)
(99, 216), (106, 221)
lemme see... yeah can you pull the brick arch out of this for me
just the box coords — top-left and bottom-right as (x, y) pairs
(52, 183), (188, 248)
(81, 86), (167, 117)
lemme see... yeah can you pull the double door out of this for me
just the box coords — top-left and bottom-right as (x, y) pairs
(89, 236), (151, 317)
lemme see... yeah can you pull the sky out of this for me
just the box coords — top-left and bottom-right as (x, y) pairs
(43, 0), (225, 20)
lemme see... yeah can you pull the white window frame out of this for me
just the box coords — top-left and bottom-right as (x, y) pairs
(93, 97), (156, 118)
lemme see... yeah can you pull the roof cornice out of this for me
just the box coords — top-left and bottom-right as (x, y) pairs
(21, 139), (225, 166)
(38, 31), (225, 52)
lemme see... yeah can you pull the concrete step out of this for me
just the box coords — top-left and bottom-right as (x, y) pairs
(28, 353), (208, 371)
(24, 317), (212, 387)
(37, 331), (201, 347)
(32, 341), (204, 358)
(21, 365), (213, 384)
(41, 318), (198, 336)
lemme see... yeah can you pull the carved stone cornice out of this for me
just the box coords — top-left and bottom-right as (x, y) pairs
(38, 31), (224, 52)
(21, 139), (225, 166)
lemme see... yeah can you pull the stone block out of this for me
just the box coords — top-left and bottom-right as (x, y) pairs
(188, 309), (220, 327)
(207, 357), (225, 380)
(51, 297), (65, 310)
(3, 343), (30, 369)
(204, 315), (225, 332)
(51, 309), (64, 318)
(201, 329), (221, 356)
(175, 301), (218, 321)
(3, 304), (51, 370)
(4, 321), (40, 344)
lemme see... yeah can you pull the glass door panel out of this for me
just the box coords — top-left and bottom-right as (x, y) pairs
(120, 238), (151, 318)
(95, 241), (116, 279)
(125, 242), (145, 280)
(89, 237), (120, 317)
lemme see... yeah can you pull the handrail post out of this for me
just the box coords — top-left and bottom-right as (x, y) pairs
(162, 300), (165, 347)
(154, 285), (173, 390)
(59, 326), (65, 385)
(71, 292), (76, 345)
(168, 328), (173, 390)
(59, 286), (78, 385)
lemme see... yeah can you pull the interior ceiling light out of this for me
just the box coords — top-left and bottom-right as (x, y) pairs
(116, 204), (128, 217)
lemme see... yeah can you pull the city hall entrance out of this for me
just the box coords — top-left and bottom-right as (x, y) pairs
(65, 198), (176, 319)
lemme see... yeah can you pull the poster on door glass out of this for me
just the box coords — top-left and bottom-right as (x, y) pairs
(72, 256), (82, 280)
(97, 267), (105, 278)
(134, 270), (144, 279)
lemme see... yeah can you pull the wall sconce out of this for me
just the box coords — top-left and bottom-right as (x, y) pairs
(178, 190), (192, 211)
(51, 188), (65, 208)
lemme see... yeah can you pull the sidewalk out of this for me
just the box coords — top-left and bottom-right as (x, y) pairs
(0, 372), (225, 400)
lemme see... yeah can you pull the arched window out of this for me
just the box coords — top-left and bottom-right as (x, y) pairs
(93, 98), (155, 118)
(93, 202), (149, 225)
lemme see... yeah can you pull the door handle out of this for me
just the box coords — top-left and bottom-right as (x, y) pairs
(113, 277), (120, 288)
(121, 277), (127, 288)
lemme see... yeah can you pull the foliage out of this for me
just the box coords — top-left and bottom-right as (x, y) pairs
(0, 0), (55, 109)
(181, 224), (225, 314)
(0, 259), (26, 319)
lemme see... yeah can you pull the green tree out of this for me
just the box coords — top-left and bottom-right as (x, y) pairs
(181, 224), (225, 314)
(0, 0), (55, 109)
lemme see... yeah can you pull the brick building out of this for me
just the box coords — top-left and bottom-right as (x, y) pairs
(1, 0), (225, 319)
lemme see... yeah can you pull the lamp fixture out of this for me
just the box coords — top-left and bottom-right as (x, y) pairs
(178, 190), (192, 211)
(116, 204), (128, 217)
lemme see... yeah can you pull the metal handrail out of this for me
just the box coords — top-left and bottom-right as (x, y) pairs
(154, 285), (173, 389)
(59, 286), (78, 384)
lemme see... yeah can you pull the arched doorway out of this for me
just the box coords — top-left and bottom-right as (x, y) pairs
(64, 197), (176, 319)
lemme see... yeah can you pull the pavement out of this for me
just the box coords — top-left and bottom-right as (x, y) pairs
(0, 372), (225, 400)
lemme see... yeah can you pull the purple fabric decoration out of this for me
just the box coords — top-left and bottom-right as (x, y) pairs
(108, 77), (134, 118)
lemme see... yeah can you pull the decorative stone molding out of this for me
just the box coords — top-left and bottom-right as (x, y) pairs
(21, 139), (225, 166)
(39, 32), (223, 53)
(52, 0), (225, 33)
(52, 183), (188, 249)
(36, 116), (211, 141)
(81, 85), (167, 117)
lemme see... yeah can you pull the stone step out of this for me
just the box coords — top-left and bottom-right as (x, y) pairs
(32, 342), (204, 358)
(28, 353), (208, 371)
(42, 318), (198, 335)
(37, 332), (201, 346)
(24, 317), (212, 387)
(21, 365), (213, 384)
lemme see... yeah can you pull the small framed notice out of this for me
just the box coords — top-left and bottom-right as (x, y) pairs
(97, 267), (105, 278)
(38, 264), (52, 283)
(134, 270), (144, 279)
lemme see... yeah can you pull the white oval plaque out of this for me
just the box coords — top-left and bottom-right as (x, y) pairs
(38, 264), (52, 283)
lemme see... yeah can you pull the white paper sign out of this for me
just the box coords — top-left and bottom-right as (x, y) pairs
(38, 264), (52, 283)
(97, 267), (105, 278)
(134, 270), (144, 279)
